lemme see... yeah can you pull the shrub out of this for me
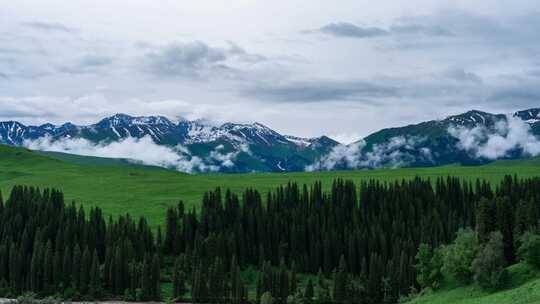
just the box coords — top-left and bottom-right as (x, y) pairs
(471, 231), (508, 289)
(517, 231), (540, 268)
(135, 288), (144, 302)
(16, 292), (38, 304)
(415, 244), (444, 289)
(442, 228), (479, 284)
(261, 291), (274, 304)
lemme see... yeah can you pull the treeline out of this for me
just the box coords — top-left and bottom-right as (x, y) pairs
(0, 186), (161, 301)
(0, 175), (538, 303)
(164, 176), (539, 303)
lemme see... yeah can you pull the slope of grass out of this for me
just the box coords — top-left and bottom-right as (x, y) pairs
(1, 144), (540, 227)
(37, 150), (162, 168)
(408, 263), (540, 304)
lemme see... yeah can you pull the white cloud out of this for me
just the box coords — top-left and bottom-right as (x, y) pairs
(306, 141), (365, 171)
(23, 135), (217, 173)
(306, 135), (432, 171)
(3, 2), (540, 139)
(360, 136), (429, 168)
(23, 135), (251, 173)
(448, 115), (540, 159)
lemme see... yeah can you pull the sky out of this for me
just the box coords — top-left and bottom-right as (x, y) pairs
(2, 0), (540, 144)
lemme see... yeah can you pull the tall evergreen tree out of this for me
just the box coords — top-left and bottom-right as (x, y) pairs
(72, 245), (82, 291)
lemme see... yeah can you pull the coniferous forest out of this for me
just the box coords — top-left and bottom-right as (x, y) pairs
(0, 175), (539, 303)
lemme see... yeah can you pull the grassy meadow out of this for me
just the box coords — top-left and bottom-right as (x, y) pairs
(1, 144), (540, 227)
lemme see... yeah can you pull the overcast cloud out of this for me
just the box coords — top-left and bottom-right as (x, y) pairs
(2, 0), (540, 143)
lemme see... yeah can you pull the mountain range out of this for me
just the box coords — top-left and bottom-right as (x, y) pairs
(0, 114), (339, 172)
(1, 108), (539, 172)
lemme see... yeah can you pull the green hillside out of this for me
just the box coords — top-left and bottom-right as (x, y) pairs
(1, 144), (540, 227)
(408, 263), (540, 304)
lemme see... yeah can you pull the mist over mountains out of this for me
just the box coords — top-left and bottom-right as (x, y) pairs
(1, 108), (540, 173)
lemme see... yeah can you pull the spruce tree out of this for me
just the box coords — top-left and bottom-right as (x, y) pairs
(72, 245), (82, 291)
(30, 240), (43, 292)
(496, 197), (516, 263)
(53, 249), (63, 291)
(141, 256), (152, 301)
(89, 250), (101, 297)
(151, 253), (161, 300)
(80, 246), (91, 295)
(42, 241), (53, 294)
(476, 197), (496, 243)
(333, 255), (348, 303)
(62, 246), (72, 289)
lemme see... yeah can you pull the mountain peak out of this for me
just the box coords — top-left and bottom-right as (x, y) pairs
(514, 108), (540, 124)
(98, 113), (133, 126)
(444, 109), (500, 126)
(39, 123), (57, 130)
(98, 113), (174, 127)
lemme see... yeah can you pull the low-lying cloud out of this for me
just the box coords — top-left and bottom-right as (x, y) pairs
(23, 135), (248, 173)
(448, 115), (540, 159)
(306, 141), (366, 171)
(306, 135), (432, 171)
(361, 136), (432, 168)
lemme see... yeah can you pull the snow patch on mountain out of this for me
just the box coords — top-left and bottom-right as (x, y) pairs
(284, 135), (312, 147)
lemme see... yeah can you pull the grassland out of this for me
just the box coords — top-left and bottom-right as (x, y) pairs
(1, 144), (540, 227)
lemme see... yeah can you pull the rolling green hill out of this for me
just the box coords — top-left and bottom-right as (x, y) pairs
(1, 144), (540, 227)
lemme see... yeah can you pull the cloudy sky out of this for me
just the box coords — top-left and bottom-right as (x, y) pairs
(2, 0), (540, 143)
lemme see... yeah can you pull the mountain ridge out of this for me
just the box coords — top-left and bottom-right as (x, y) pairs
(1, 108), (539, 172)
(0, 113), (340, 172)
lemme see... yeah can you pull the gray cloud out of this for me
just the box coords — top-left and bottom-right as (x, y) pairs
(4, 4), (540, 140)
(389, 24), (453, 36)
(244, 79), (397, 102)
(242, 67), (483, 103)
(313, 21), (453, 39)
(141, 41), (265, 79)
(58, 55), (114, 74)
(144, 41), (227, 77)
(528, 69), (540, 77)
(319, 22), (389, 38)
(0, 48), (21, 55)
(21, 21), (74, 33)
(489, 88), (540, 105)
(443, 68), (482, 83)
(241, 64), (540, 113)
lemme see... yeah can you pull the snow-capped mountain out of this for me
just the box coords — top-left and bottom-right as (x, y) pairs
(514, 108), (540, 124)
(2, 108), (540, 172)
(0, 114), (339, 172)
(341, 108), (540, 170)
